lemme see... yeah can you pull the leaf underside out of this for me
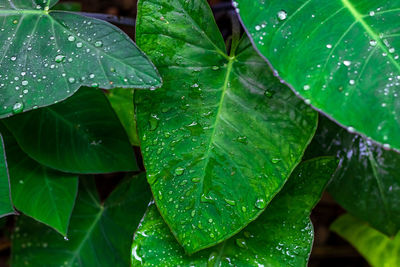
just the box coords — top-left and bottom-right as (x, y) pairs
(4, 87), (137, 174)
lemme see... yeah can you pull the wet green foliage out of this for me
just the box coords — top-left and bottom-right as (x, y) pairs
(0, 0), (397, 266)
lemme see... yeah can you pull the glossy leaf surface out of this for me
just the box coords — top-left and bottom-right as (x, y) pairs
(235, 0), (400, 150)
(106, 88), (139, 146)
(1, 126), (77, 235)
(11, 174), (151, 267)
(0, 134), (15, 217)
(132, 158), (337, 266)
(308, 117), (400, 236)
(332, 214), (400, 267)
(0, 0), (161, 118)
(136, 0), (317, 253)
(4, 87), (137, 174)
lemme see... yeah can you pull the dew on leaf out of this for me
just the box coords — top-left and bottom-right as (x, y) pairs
(12, 102), (24, 114)
(255, 198), (267, 209)
(277, 10), (287, 21)
(174, 167), (185, 176)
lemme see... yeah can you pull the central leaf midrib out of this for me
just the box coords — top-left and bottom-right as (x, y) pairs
(197, 58), (235, 201)
(341, 0), (400, 73)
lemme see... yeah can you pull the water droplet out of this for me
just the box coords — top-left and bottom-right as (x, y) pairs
(91, 83), (99, 88)
(349, 80), (355, 85)
(343, 60), (351, 66)
(277, 10), (287, 21)
(369, 40), (377, 46)
(303, 85), (310, 91)
(236, 136), (248, 144)
(12, 19), (18, 24)
(76, 42), (83, 48)
(68, 77), (76, 84)
(255, 198), (267, 209)
(10, 56), (17, 61)
(21, 80), (28, 86)
(236, 238), (247, 249)
(191, 177), (201, 183)
(326, 44), (332, 49)
(12, 102), (24, 114)
(175, 167), (185, 176)
(347, 126), (356, 133)
(55, 55), (65, 63)
(224, 199), (236, 206)
(68, 36), (75, 42)
(271, 158), (281, 164)
(149, 114), (159, 130)
(241, 206), (247, 212)
(95, 41), (103, 47)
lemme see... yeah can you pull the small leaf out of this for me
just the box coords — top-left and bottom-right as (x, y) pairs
(1, 126), (77, 235)
(11, 173), (152, 267)
(332, 214), (400, 267)
(0, 0), (161, 118)
(0, 134), (15, 217)
(136, 0), (317, 253)
(106, 88), (139, 146)
(235, 0), (400, 150)
(308, 117), (400, 236)
(4, 87), (137, 174)
(132, 157), (337, 266)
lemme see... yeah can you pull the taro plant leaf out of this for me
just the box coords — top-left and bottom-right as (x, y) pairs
(0, 134), (15, 217)
(136, 0), (318, 253)
(235, 0), (400, 151)
(132, 157), (337, 266)
(53, 2), (82, 12)
(332, 214), (400, 267)
(0, 125), (78, 236)
(106, 88), (139, 146)
(3, 87), (137, 174)
(307, 117), (400, 236)
(11, 173), (151, 267)
(0, 0), (161, 118)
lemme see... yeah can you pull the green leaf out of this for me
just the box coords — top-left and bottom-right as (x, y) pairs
(132, 157), (337, 266)
(0, 134), (15, 217)
(307, 117), (400, 236)
(0, 0), (161, 118)
(4, 87), (137, 174)
(106, 88), (139, 146)
(11, 173), (152, 267)
(235, 0), (400, 151)
(0, 126), (77, 236)
(136, 0), (318, 253)
(331, 214), (400, 267)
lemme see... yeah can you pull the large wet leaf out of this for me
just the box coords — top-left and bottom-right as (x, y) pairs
(1, 126), (77, 236)
(307, 117), (400, 236)
(11, 174), (151, 267)
(0, 134), (15, 217)
(332, 214), (400, 267)
(0, 0), (161, 118)
(106, 88), (139, 146)
(136, 0), (318, 253)
(4, 87), (137, 174)
(235, 0), (400, 150)
(132, 157), (337, 266)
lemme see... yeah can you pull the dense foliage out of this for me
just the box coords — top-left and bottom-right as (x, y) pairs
(0, 0), (398, 266)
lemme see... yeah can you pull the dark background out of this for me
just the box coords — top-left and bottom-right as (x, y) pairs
(0, 0), (369, 266)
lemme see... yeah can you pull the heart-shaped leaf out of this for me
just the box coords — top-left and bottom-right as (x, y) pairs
(332, 214), (400, 267)
(132, 157), (337, 266)
(307, 117), (400, 236)
(4, 87), (137, 174)
(136, 0), (317, 253)
(0, 0), (161, 118)
(235, 0), (400, 150)
(11, 173), (151, 267)
(0, 134), (15, 217)
(106, 88), (139, 146)
(1, 125), (77, 236)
